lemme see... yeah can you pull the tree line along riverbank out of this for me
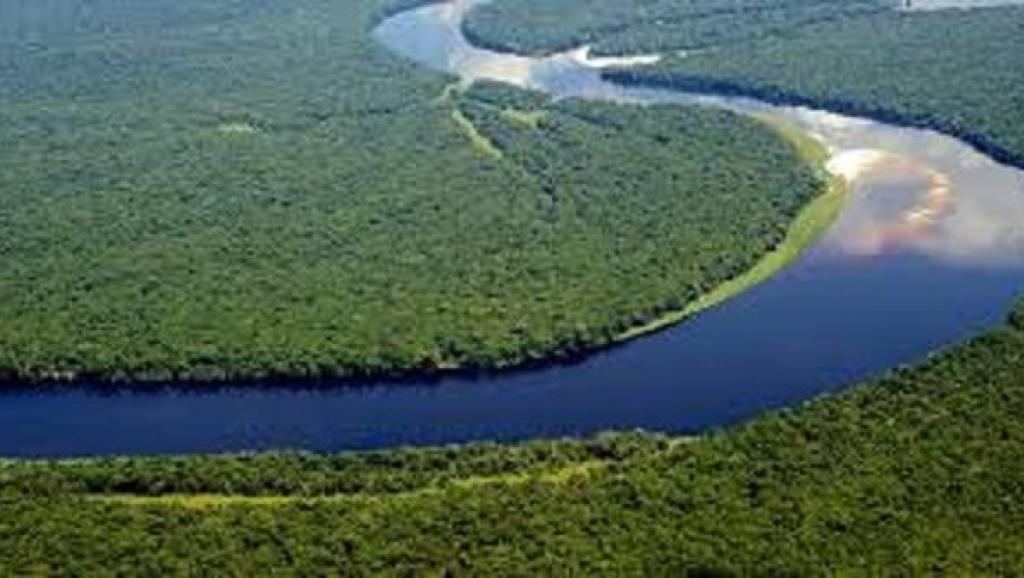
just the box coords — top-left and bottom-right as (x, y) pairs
(3, 299), (1022, 575)
(0, 0), (828, 384)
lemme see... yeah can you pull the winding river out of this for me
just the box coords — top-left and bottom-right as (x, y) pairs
(2, 0), (1024, 458)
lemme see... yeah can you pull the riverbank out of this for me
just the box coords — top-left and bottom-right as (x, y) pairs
(4, 0), (1015, 392)
(4, 300), (1022, 574)
(605, 70), (1024, 172)
(0, 87), (831, 389)
(616, 117), (846, 342)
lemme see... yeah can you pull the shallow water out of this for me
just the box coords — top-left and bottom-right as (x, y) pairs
(2, 0), (1023, 458)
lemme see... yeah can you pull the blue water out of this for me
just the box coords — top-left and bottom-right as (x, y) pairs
(1, 1), (1023, 457)
(2, 247), (1020, 457)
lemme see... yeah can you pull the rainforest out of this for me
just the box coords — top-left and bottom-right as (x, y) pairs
(2, 0), (1024, 574)
(0, 0), (835, 383)
(3, 302), (1024, 574)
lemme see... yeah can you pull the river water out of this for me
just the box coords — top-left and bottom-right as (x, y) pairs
(2, 0), (1023, 457)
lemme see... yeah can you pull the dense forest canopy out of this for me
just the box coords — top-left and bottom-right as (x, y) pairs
(610, 4), (1024, 167)
(467, 0), (1024, 167)
(3, 0), (1024, 574)
(462, 0), (894, 55)
(2, 300), (1022, 575)
(0, 0), (825, 383)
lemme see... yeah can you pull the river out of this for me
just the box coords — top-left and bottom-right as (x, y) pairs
(2, 0), (1023, 457)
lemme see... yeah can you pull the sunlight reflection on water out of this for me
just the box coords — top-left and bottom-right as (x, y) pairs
(375, 0), (1024, 269)
(2, 0), (1022, 458)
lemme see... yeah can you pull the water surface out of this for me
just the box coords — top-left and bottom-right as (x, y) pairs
(2, 0), (1023, 457)
(905, 0), (1024, 10)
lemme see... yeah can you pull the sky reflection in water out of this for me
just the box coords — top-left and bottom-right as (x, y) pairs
(0, 0), (1021, 457)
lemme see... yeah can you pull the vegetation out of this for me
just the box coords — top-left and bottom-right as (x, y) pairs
(0, 0), (827, 383)
(610, 4), (1024, 167)
(466, 0), (1024, 167)
(453, 83), (829, 349)
(0, 433), (661, 498)
(462, 0), (891, 56)
(6, 1), (1022, 573)
(2, 300), (1022, 575)
(618, 116), (846, 341)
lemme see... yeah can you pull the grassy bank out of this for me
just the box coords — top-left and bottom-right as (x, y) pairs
(450, 108), (503, 158)
(87, 460), (609, 509)
(616, 117), (845, 342)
